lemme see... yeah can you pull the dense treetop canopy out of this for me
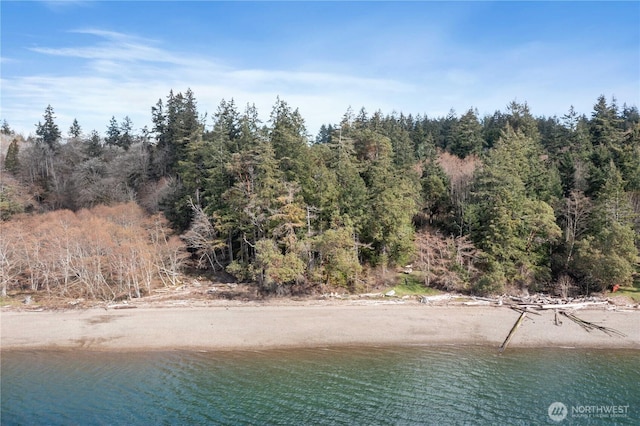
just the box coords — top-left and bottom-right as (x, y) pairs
(1, 93), (638, 297)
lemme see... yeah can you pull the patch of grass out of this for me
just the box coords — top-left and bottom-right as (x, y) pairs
(0, 296), (24, 308)
(388, 273), (442, 297)
(614, 286), (640, 302)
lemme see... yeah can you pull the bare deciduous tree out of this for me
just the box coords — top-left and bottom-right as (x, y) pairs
(437, 152), (480, 234)
(1, 203), (187, 301)
(415, 229), (480, 291)
(182, 199), (227, 270)
(559, 190), (592, 268)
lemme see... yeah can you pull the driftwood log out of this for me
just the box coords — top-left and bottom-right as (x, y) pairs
(498, 305), (626, 353)
(527, 301), (608, 310)
(499, 309), (528, 353)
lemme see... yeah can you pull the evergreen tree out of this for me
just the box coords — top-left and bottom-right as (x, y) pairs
(383, 117), (414, 168)
(354, 107), (368, 129)
(151, 89), (202, 178)
(211, 98), (241, 152)
(85, 130), (103, 158)
(4, 138), (20, 173)
(449, 108), (483, 158)
(356, 128), (419, 266)
(557, 152), (576, 196)
(150, 97), (169, 177)
(618, 123), (640, 191)
(506, 101), (539, 141)
(268, 97), (310, 180)
(592, 162), (635, 229)
(35, 105), (61, 149)
(68, 119), (82, 139)
(537, 115), (565, 156)
(420, 160), (450, 226)
(177, 127), (207, 206)
(301, 144), (340, 230)
(564, 107), (592, 157)
(412, 121), (437, 161)
(253, 238), (304, 293)
(151, 98), (166, 141)
(437, 109), (457, 150)
(194, 100), (238, 214)
(315, 124), (335, 144)
(222, 139), (285, 264)
(586, 145), (612, 197)
(556, 106), (592, 195)
(314, 218), (362, 288)
(562, 163), (637, 293)
(105, 116), (121, 147)
(590, 95), (623, 148)
(119, 116), (134, 150)
(467, 125), (561, 288)
(333, 146), (369, 234)
(572, 223), (637, 293)
(482, 110), (508, 150)
(1, 120), (13, 135)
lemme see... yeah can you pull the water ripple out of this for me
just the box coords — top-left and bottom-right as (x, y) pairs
(2, 347), (639, 425)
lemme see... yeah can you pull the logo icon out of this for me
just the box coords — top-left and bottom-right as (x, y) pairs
(548, 402), (568, 422)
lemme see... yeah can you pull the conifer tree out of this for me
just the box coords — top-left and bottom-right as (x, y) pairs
(358, 128), (418, 266)
(35, 105), (61, 149)
(4, 139), (20, 173)
(85, 130), (103, 158)
(384, 117), (414, 168)
(314, 218), (362, 288)
(68, 119), (82, 139)
(105, 116), (121, 147)
(590, 95), (623, 148)
(467, 125), (561, 288)
(506, 101), (539, 141)
(268, 97), (310, 182)
(1, 120), (13, 135)
(571, 165), (637, 291)
(119, 116), (134, 150)
(449, 108), (483, 158)
(151, 89), (202, 178)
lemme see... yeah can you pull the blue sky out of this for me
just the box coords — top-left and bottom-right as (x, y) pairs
(1, 1), (638, 138)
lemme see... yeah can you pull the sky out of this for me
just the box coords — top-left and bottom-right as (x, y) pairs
(1, 1), (639, 138)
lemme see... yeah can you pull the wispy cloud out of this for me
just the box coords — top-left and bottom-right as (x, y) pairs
(3, 29), (416, 136)
(39, 0), (93, 12)
(2, 20), (638, 138)
(0, 56), (19, 64)
(30, 29), (187, 66)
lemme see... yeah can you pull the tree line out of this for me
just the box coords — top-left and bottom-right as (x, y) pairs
(1, 92), (638, 298)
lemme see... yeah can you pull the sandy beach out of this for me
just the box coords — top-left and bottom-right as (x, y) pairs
(2, 301), (639, 351)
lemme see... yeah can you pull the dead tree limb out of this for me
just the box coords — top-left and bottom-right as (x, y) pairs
(559, 311), (626, 337)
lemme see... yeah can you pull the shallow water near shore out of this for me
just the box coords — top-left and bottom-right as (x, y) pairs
(2, 346), (639, 425)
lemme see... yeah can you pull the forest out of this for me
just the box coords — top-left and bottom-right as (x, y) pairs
(1, 92), (639, 301)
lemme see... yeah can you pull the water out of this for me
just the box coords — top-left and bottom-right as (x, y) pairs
(2, 346), (639, 425)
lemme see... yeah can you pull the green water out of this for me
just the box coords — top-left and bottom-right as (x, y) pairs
(1, 346), (639, 425)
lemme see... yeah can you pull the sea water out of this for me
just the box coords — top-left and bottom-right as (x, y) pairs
(2, 346), (639, 425)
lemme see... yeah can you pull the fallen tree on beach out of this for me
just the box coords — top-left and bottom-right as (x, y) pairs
(558, 310), (627, 337)
(498, 303), (627, 353)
